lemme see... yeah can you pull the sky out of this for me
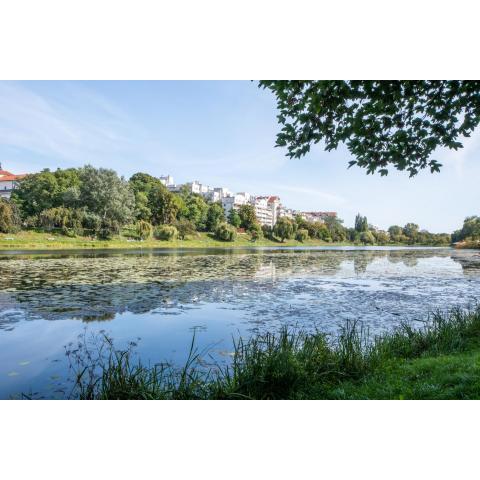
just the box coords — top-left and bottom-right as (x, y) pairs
(0, 80), (478, 233)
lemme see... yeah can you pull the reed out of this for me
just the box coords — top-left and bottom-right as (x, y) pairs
(67, 305), (480, 400)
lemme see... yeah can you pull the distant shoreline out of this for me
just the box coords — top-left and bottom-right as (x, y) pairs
(0, 230), (454, 254)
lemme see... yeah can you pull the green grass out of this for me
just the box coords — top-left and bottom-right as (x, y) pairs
(66, 306), (480, 400)
(0, 230), (450, 252)
(1, 230), (349, 251)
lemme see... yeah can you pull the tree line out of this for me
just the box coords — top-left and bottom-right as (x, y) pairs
(0, 165), (468, 246)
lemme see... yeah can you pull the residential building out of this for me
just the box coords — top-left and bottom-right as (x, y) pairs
(300, 211), (337, 223)
(252, 196), (273, 226)
(0, 164), (27, 199)
(221, 192), (251, 217)
(278, 205), (296, 220)
(267, 196), (281, 226)
(250, 195), (281, 227)
(159, 174), (174, 187)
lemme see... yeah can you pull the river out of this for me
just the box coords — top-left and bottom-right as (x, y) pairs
(1, 246), (479, 398)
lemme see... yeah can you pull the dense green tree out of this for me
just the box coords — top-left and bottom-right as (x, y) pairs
(148, 184), (180, 225)
(12, 168), (82, 217)
(259, 80), (480, 176)
(354, 213), (368, 232)
(129, 172), (166, 221)
(372, 230), (389, 244)
(228, 208), (241, 228)
(206, 202), (225, 232)
(238, 204), (257, 230)
(403, 223), (419, 242)
(274, 217), (294, 242)
(78, 166), (134, 225)
(324, 216), (347, 242)
(181, 194), (209, 230)
(388, 225), (403, 237)
(360, 230), (376, 245)
(132, 191), (151, 221)
(0, 199), (21, 233)
(12, 169), (60, 217)
(129, 172), (162, 195)
(307, 221), (331, 241)
(355, 213), (368, 233)
(452, 216), (480, 242)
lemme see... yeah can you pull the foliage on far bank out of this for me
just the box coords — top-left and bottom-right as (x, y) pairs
(3, 164), (457, 247)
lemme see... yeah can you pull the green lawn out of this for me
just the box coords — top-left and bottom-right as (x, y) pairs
(0, 230), (351, 251)
(326, 350), (480, 400)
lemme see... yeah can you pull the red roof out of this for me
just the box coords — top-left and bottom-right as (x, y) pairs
(0, 170), (27, 181)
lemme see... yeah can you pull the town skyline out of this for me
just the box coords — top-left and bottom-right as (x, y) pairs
(1, 81), (478, 233)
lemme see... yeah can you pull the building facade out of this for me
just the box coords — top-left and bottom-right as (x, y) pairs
(300, 211), (337, 223)
(0, 165), (26, 199)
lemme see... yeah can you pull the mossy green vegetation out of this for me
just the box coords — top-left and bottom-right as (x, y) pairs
(66, 307), (480, 400)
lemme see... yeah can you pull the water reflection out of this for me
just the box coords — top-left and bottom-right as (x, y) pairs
(1, 248), (479, 330)
(1, 247), (480, 399)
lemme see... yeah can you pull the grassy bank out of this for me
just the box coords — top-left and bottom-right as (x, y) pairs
(67, 306), (480, 400)
(0, 230), (358, 251)
(0, 230), (451, 252)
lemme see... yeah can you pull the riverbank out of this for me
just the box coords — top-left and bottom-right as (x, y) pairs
(0, 230), (450, 252)
(455, 240), (480, 249)
(67, 307), (480, 400)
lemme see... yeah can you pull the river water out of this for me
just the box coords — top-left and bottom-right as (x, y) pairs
(1, 246), (479, 398)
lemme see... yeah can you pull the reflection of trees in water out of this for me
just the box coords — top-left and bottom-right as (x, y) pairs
(0, 248), (473, 326)
(451, 251), (480, 276)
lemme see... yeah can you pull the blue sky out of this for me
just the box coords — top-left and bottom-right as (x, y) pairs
(0, 80), (478, 233)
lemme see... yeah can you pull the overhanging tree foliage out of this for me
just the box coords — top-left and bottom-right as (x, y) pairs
(259, 80), (480, 176)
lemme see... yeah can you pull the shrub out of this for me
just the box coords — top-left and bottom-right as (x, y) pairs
(82, 211), (102, 236)
(97, 219), (120, 240)
(214, 222), (237, 241)
(248, 222), (263, 242)
(0, 198), (21, 233)
(174, 219), (197, 240)
(37, 207), (84, 236)
(274, 217), (294, 242)
(136, 220), (153, 240)
(23, 215), (39, 229)
(360, 231), (375, 245)
(154, 225), (178, 241)
(296, 228), (309, 242)
(262, 224), (274, 239)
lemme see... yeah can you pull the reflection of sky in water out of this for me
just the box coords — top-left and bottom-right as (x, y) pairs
(0, 247), (479, 398)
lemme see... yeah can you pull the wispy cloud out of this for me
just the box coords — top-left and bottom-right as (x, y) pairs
(0, 82), (143, 167)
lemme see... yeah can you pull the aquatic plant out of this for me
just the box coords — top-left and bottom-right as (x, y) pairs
(66, 306), (480, 400)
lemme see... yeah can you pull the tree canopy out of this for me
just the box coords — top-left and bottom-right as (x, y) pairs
(259, 80), (480, 176)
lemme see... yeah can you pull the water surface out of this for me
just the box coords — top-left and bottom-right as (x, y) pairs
(1, 246), (479, 398)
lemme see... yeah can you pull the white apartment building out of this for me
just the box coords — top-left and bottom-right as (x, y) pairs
(221, 192), (251, 217)
(278, 206), (296, 220)
(300, 211), (337, 223)
(252, 196), (273, 226)
(159, 174), (175, 187)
